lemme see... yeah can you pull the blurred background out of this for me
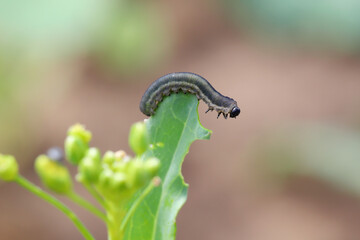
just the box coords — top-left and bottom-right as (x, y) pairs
(1, 0), (360, 239)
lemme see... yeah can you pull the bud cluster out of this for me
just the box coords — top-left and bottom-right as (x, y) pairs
(64, 122), (160, 203)
(96, 150), (159, 202)
(0, 121), (161, 240)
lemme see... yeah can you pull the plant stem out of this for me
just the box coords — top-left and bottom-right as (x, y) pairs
(15, 176), (95, 240)
(67, 191), (107, 223)
(107, 203), (126, 240)
(83, 182), (107, 208)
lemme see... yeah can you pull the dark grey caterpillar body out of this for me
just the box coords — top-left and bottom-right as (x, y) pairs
(139, 72), (240, 119)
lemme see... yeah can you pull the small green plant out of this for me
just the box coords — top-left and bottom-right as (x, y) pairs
(0, 93), (211, 240)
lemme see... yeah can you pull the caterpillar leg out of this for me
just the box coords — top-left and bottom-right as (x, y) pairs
(171, 87), (180, 93)
(217, 112), (221, 119)
(162, 89), (171, 96)
(205, 106), (214, 114)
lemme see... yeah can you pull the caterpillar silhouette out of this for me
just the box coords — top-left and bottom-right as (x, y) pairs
(139, 72), (240, 119)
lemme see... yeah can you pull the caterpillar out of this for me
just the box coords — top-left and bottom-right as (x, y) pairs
(139, 72), (240, 119)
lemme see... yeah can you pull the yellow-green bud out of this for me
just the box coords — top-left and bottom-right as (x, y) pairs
(0, 154), (18, 181)
(86, 148), (101, 162)
(35, 155), (72, 194)
(97, 169), (131, 201)
(143, 157), (160, 177)
(65, 135), (88, 165)
(103, 151), (116, 166)
(110, 172), (127, 191)
(111, 150), (129, 171)
(113, 160), (127, 173)
(98, 169), (114, 189)
(127, 159), (153, 188)
(114, 150), (127, 162)
(78, 148), (101, 183)
(68, 124), (92, 143)
(126, 158), (160, 189)
(129, 121), (149, 155)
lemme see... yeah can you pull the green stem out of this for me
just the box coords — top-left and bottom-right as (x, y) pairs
(120, 180), (156, 231)
(83, 183), (107, 208)
(15, 176), (94, 240)
(107, 203), (126, 240)
(67, 191), (107, 223)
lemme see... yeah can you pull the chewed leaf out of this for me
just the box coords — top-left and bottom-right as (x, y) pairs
(123, 93), (211, 240)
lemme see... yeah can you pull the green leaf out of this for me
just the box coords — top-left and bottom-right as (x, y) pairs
(123, 93), (211, 240)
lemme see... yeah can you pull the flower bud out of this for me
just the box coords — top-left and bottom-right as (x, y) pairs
(78, 148), (101, 184)
(129, 121), (149, 156)
(110, 172), (127, 191)
(103, 151), (116, 166)
(97, 169), (132, 202)
(143, 157), (160, 177)
(68, 124), (92, 144)
(65, 124), (92, 165)
(65, 135), (88, 165)
(0, 154), (18, 181)
(86, 148), (101, 162)
(35, 155), (72, 194)
(126, 158), (157, 189)
(98, 168), (114, 189)
(112, 160), (127, 173)
(114, 150), (127, 162)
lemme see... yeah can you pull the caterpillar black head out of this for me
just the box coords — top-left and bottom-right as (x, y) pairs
(229, 107), (240, 118)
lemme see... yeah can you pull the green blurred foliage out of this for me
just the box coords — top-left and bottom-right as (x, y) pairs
(0, 0), (171, 68)
(0, 0), (109, 59)
(0, 0), (172, 153)
(255, 123), (360, 195)
(223, 0), (360, 54)
(0, 53), (32, 155)
(94, 2), (171, 75)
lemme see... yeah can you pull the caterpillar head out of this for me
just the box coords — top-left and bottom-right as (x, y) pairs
(229, 107), (240, 118)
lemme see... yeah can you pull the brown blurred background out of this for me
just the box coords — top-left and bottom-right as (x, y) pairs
(1, 0), (360, 239)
